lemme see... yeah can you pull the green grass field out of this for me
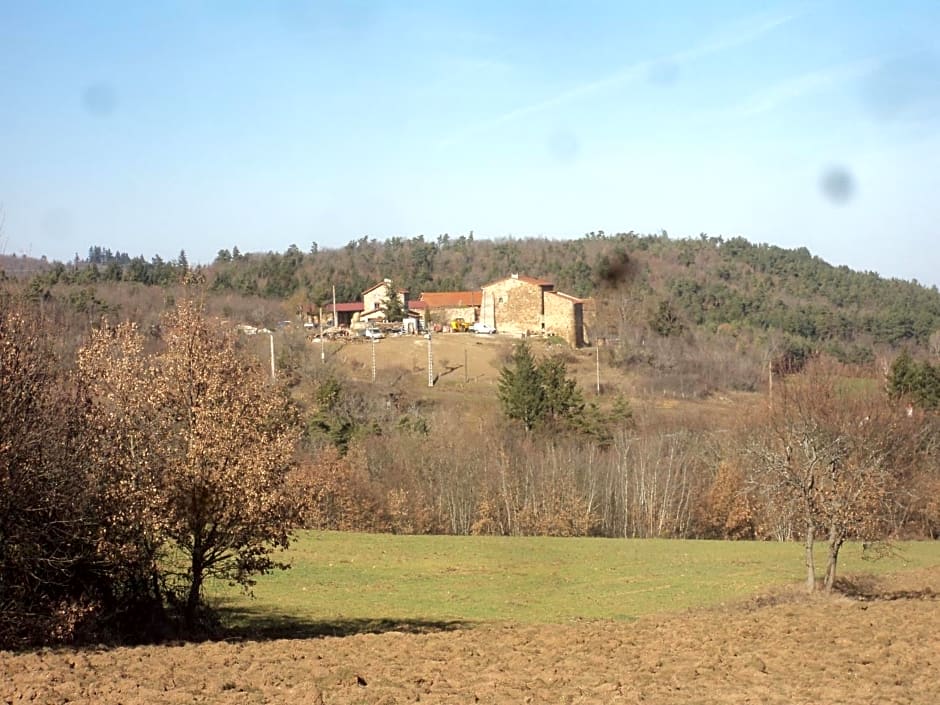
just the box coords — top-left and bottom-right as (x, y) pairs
(207, 532), (940, 631)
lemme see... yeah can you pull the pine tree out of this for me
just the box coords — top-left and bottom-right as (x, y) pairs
(887, 350), (917, 400)
(498, 342), (545, 431)
(382, 281), (406, 322)
(539, 356), (584, 421)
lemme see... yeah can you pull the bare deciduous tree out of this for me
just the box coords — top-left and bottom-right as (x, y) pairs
(749, 361), (913, 591)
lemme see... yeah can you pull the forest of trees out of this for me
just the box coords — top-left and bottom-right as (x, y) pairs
(6, 231), (940, 357)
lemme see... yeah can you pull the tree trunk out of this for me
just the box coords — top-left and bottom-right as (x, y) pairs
(824, 524), (844, 593)
(185, 550), (204, 627)
(804, 521), (816, 592)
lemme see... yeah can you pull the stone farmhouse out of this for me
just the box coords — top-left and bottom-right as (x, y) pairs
(481, 274), (586, 347)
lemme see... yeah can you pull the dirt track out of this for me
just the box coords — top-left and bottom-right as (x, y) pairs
(4, 570), (938, 705)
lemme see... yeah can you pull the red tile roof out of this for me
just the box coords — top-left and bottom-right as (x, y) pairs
(419, 290), (483, 308)
(546, 291), (584, 304)
(325, 302), (365, 313)
(481, 274), (554, 289)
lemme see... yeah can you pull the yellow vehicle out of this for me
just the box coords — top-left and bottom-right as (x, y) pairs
(450, 317), (470, 332)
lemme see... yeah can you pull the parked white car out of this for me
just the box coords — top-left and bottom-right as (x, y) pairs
(364, 327), (386, 340)
(469, 322), (496, 334)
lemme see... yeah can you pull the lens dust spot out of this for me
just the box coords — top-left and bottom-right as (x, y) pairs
(648, 60), (680, 86)
(82, 83), (117, 117)
(597, 251), (639, 288)
(41, 208), (73, 240)
(820, 167), (856, 205)
(547, 129), (580, 165)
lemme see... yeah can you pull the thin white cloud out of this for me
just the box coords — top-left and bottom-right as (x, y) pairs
(678, 11), (798, 63)
(729, 58), (881, 118)
(439, 9), (802, 147)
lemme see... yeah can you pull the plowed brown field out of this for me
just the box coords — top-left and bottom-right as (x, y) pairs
(4, 568), (938, 705)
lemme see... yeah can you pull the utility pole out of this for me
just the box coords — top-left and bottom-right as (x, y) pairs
(267, 331), (276, 382)
(319, 306), (325, 362)
(595, 345), (601, 395)
(331, 285), (337, 328)
(427, 333), (434, 387)
(464, 347), (468, 383)
(371, 335), (377, 383)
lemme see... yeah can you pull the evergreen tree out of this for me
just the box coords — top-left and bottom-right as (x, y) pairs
(886, 350), (940, 410)
(887, 350), (917, 400)
(498, 345), (594, 433)
(649, 299), (685, 337)
(382, 282), (406, 322)
(539, 356), (584, 421)
(915, 361), (940, 409)
(498, 342), (545, 431)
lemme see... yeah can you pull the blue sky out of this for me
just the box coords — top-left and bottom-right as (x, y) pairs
(2, 1), (939, 285)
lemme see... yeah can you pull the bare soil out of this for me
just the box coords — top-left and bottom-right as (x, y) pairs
(4, 568), (938, 704)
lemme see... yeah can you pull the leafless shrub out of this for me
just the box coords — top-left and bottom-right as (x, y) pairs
(291, 446), (389, 532)
(0, 304), (119, 646)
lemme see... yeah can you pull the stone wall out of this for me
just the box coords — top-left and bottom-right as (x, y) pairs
(579, 298), (596, 346)
(544, 292), (584, 347)
(483, 278), (546, 336)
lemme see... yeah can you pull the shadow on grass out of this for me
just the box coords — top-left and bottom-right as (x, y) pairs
(5, 609), (471, 654)
(214, 604), (472, 642)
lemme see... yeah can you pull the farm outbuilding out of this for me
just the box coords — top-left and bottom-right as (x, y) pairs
(418, 290), (483, 326)
(323, 301), (364, 327)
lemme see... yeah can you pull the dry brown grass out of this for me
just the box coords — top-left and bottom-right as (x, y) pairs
(317, 331), (762, 432)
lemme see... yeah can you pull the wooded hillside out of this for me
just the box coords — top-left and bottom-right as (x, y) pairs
(5, 231), (940, 358)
